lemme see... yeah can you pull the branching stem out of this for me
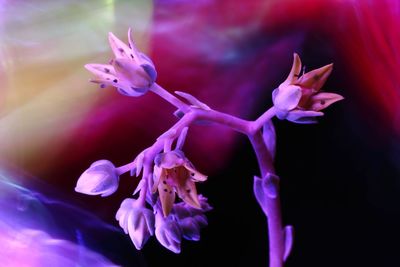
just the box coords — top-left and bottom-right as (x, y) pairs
(117, 83), (283, 267)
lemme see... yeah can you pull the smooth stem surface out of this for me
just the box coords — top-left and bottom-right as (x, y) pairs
(249, 131), (283, 267)
(150, 83), (190, 113)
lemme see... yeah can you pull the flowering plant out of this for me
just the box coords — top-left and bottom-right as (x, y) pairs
(76, 29), (343, 267)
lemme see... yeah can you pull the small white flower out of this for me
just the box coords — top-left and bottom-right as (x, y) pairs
(75, 160), (119, 197)
(85, 28), (157, 97)
(116, 198), (155, 250)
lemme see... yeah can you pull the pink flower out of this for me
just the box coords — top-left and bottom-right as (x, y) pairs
(75, 160), (119, 197)
(152, 150), (208, 217)
(85, 28), (157, 97)
(272, 53), (344, 124)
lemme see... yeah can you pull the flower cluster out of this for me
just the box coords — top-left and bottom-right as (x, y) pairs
(76, 28), (344, 262)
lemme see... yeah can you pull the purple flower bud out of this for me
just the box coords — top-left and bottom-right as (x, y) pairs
(75, 160), (119, 197)
(85, 28), (157, 98)
(179, 217), (201, 241)
(116, 198), (155, 250)
(155, 211), (182, 253)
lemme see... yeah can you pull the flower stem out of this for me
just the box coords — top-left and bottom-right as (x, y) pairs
(249, 131), (284, 267)
(253, 107), (277, 133)
(116, 94), (284, 266)
(150, 83), (190, 113)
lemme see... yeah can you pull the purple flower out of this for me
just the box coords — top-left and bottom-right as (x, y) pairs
(152, 150), (208, 217)
(75, 160), (119, 197)
(155, 210), (182, 253)
(116, 198), (155, 250)
(85, 28), (157, 97)
(172, 195), (211, 241)
(272, 53), (343, 124)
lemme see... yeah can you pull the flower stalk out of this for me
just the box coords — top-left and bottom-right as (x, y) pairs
(77, 29), (343, 266)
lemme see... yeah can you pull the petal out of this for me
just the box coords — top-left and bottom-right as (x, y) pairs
(183, 162), (207, 182)
(180, 218), (200, 241)
(116, 210), (129, 234)
(108, 31), (132, 59)
(158, 170), (176, 217)
(100, 185), (118, 197)
(85, 64), (117, 82)
(281, 53), (302, 86)
(143, 209), (155, 236)
(308, 92), (344, 111)
(152, 166), (161, 193)
(175, 177), (201, 209)
(273, 85), (302, 111)
(85, 63), (116, 75)
(128, 212), (149, 249)
(127, 28), (141, 61)
(117, 86), (148, 97)
(198, 195), (213, 212)
(286, 110), (324, 124)
(166, 220), (182, 244)
(157, 151), (184, 169)
(155, 216), (182, 253)
(112, 58), (153, 89)
(193, 214), (208, 228)
(296, 63), (333, 91)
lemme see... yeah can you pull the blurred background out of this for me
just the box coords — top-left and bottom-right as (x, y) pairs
(0, 0), (399, 266)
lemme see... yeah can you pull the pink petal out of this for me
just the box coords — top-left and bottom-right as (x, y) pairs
(296, 63), (333, 91)
(108, 32), (132, 59)
(309, 92), (344, 111)
(273, 85), (302, 111)
(286, 110), (324, 124)
(281, 53), (302, 86)
(112, 58), (153, 89)
(84, 64), (117, 82)
(127, 28), (144, 63)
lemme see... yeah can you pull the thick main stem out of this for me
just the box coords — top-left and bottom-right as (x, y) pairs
(249, 131), (284, 267)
